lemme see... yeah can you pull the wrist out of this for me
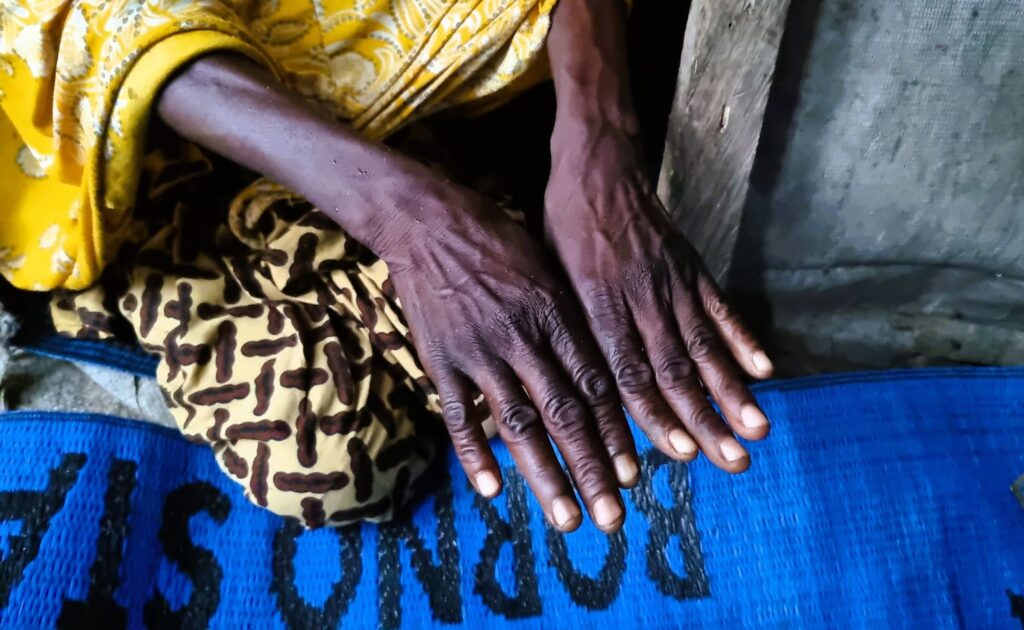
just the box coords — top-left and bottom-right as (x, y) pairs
(547, 0), (640, 173)
(308, 156), (462, 266)
(545, 122), (657, 231)
(549, 62), (647, 182)
(323, 166), (500, 271)
(548, 115), (649, 200)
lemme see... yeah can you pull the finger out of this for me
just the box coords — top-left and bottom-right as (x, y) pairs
(544, 307), (639, 488)
(630, 294), (750, 474)
(697, 270), (774, 379)
(434, 368), (503, 498)
(674, 290), (771, 443)
(579, 288), (699, 463)
(511, 342), (626, 533)
(474, 361), (583, 532)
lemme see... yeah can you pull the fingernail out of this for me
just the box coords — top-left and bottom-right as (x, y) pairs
(740, 404), (769, 430)
(752, 351), (773, 374)
(668, 430), (698, 457)
(475, 471), (500, 498)
(613, 454), (639, 486)
(720, 437), (748, 462)
(552, 496), (580, 529)
(593, 493), (623, 529)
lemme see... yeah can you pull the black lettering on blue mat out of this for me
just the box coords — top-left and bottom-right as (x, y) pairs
(630, 451), (709, 600)
(473, 469), (542, 619)
(58, 459), (137, 629)
(1008, 588), (1024, 627)
(143, 482), (230, 629)
(0, 444), (711, 625)
(546, 524), (627, 610)
(272, 520), (363, 629)
(0, 453), (86, 609)
(378, 470), (461, 630)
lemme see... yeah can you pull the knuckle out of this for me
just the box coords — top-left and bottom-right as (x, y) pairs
(534, 298), (576, 348)
(499, 403), (542, 440)
(533, 296), (563, 331)
(441, 400), (471, 429)
(578, 285), (625, 320)
(453, 439), (486, 462)
(575, 366), (615, 405)
(661, 377), (704, 402)
(569, 456), (611, 490)
(683, 323), (721, 360)
(541, 394), (586, 433)
(654, 355), (696, 389)
(545, 322), (575, 355)
(612, 359), (655, 393)
(492, 294), (560, 351)
(704, 292), (734, 322)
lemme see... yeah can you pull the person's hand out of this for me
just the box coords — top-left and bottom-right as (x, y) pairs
(544, 130), (774, 473)
(156, 55), (638, 533)
(384, 183), (639, 534)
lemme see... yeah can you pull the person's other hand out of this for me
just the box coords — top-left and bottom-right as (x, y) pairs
(386, 183), (638, 534)
(545, 131), (774, 473)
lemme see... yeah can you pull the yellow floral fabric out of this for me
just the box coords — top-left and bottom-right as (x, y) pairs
(0, 0), (556, 291)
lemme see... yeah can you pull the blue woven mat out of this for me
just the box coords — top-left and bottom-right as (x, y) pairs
(0, 368), (1021, 628)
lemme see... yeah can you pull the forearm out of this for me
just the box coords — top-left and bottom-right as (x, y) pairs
(155, 54), (462, 265)
(546, 0), (644, 171)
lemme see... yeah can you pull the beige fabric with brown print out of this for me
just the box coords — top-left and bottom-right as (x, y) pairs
(52, 177), (446, 528)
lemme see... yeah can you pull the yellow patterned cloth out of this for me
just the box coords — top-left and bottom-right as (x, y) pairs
(0, 0), (555, 291)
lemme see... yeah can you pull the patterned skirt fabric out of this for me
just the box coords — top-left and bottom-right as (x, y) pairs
(51, 172), (448, 527)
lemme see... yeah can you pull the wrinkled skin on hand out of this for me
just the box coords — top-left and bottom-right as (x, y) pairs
(544, 130), (775, 475)
(156, 21), (773, 536)
(157, 54), (639, 534)
(387, 184), (636, 534)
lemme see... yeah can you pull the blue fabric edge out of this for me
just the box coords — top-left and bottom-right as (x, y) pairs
(17, 334), (158, 377)
(0, 410), (182, 439)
